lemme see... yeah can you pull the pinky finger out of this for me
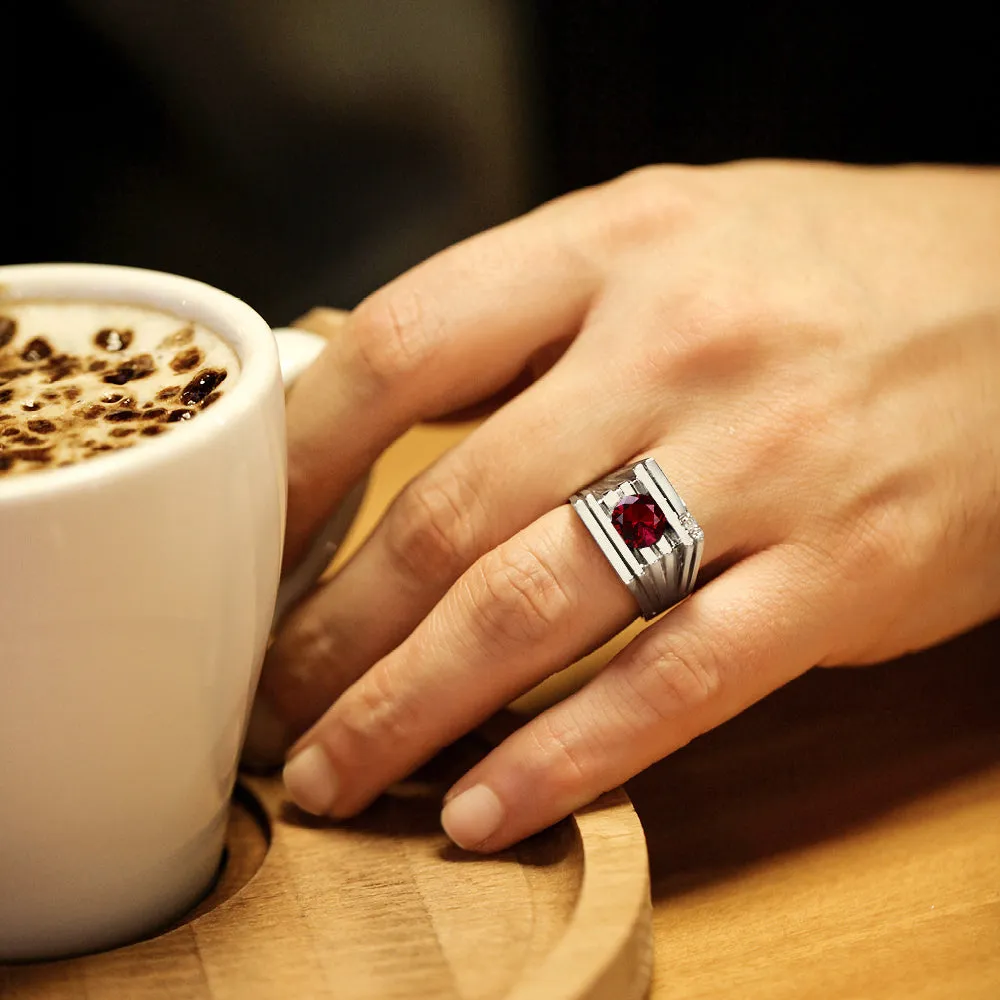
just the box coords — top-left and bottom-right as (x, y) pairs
(440, 545), (836, 852)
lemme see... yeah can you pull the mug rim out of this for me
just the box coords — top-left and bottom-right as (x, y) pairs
(0, 263), (279, 504)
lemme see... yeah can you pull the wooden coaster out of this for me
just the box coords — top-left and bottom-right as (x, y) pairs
(1, 730), (651, 1000)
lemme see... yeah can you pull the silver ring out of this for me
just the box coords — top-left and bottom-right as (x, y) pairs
(569, 458), (704, 620)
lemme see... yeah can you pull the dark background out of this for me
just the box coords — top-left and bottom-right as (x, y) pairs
(7, 2), (999, 323)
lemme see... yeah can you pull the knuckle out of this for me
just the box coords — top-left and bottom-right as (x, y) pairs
(843, 511), (898, 571)
(635, 287), (783, 395)
(470, 541), (574, 647)
(277, 610), (341, 689)
(350, 288), (438, 387)
(597, 165), (706, 249)
(828, 487), (921, 586)
(338, 659), (419, 752)
(263, 610), (359, 734)
(612, 163), (693, 206)
(530, 713), (592, 795)
(385, 473), (481, 588)
(627, 632), (725, 722)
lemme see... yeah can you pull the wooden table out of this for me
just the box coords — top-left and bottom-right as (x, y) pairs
(355, 422), (1000, 1000)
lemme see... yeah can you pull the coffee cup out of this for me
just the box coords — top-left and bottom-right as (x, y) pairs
(0, 263), (359, 961)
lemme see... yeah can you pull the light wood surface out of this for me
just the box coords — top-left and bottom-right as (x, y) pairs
(1, 726), (651, 1000)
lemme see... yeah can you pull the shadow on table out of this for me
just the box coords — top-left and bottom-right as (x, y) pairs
(626, 618), (1000, 903)
(279, 729), (579, 870)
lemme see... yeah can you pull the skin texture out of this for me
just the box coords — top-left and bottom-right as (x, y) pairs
(246, 160), (1000, 852)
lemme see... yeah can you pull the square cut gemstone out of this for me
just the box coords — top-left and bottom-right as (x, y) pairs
(610, 494), (667, 549)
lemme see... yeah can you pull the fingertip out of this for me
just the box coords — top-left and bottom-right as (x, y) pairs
(440, 783), (505, 851)
(283, 743), (340, 816)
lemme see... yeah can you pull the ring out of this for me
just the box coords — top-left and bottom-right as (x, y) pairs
(569, 458), (704, 620)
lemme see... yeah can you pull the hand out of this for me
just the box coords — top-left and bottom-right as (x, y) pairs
(245, 160), (1000, 851)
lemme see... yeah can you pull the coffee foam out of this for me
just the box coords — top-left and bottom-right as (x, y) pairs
(0, 301), (240, 477)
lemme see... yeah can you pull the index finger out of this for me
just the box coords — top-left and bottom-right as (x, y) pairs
(283, 208), (601, 567)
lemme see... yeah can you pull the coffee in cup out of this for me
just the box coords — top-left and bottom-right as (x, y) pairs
(0, 301), (239, 477)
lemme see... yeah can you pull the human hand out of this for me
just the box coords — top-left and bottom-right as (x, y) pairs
(246, 160), (1000, 851)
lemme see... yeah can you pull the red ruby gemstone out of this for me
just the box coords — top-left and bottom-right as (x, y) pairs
(611, 495), (667, 549)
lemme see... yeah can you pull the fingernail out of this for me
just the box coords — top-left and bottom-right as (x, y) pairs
(242, 697), (293, 768)
(441, 784), (504, 849)
(283, 744), (339, 815)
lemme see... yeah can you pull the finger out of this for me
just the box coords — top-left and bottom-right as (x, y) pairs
(283, 209), (600, 567)
(279, 474), (747, 818)
(294, 313), (550, 425)
(253, 357), (649, 761)
(436, 545), (837, 851)
(279, 505), (648, 818)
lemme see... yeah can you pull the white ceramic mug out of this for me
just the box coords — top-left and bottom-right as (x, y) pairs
(0, 264), (357, 961)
